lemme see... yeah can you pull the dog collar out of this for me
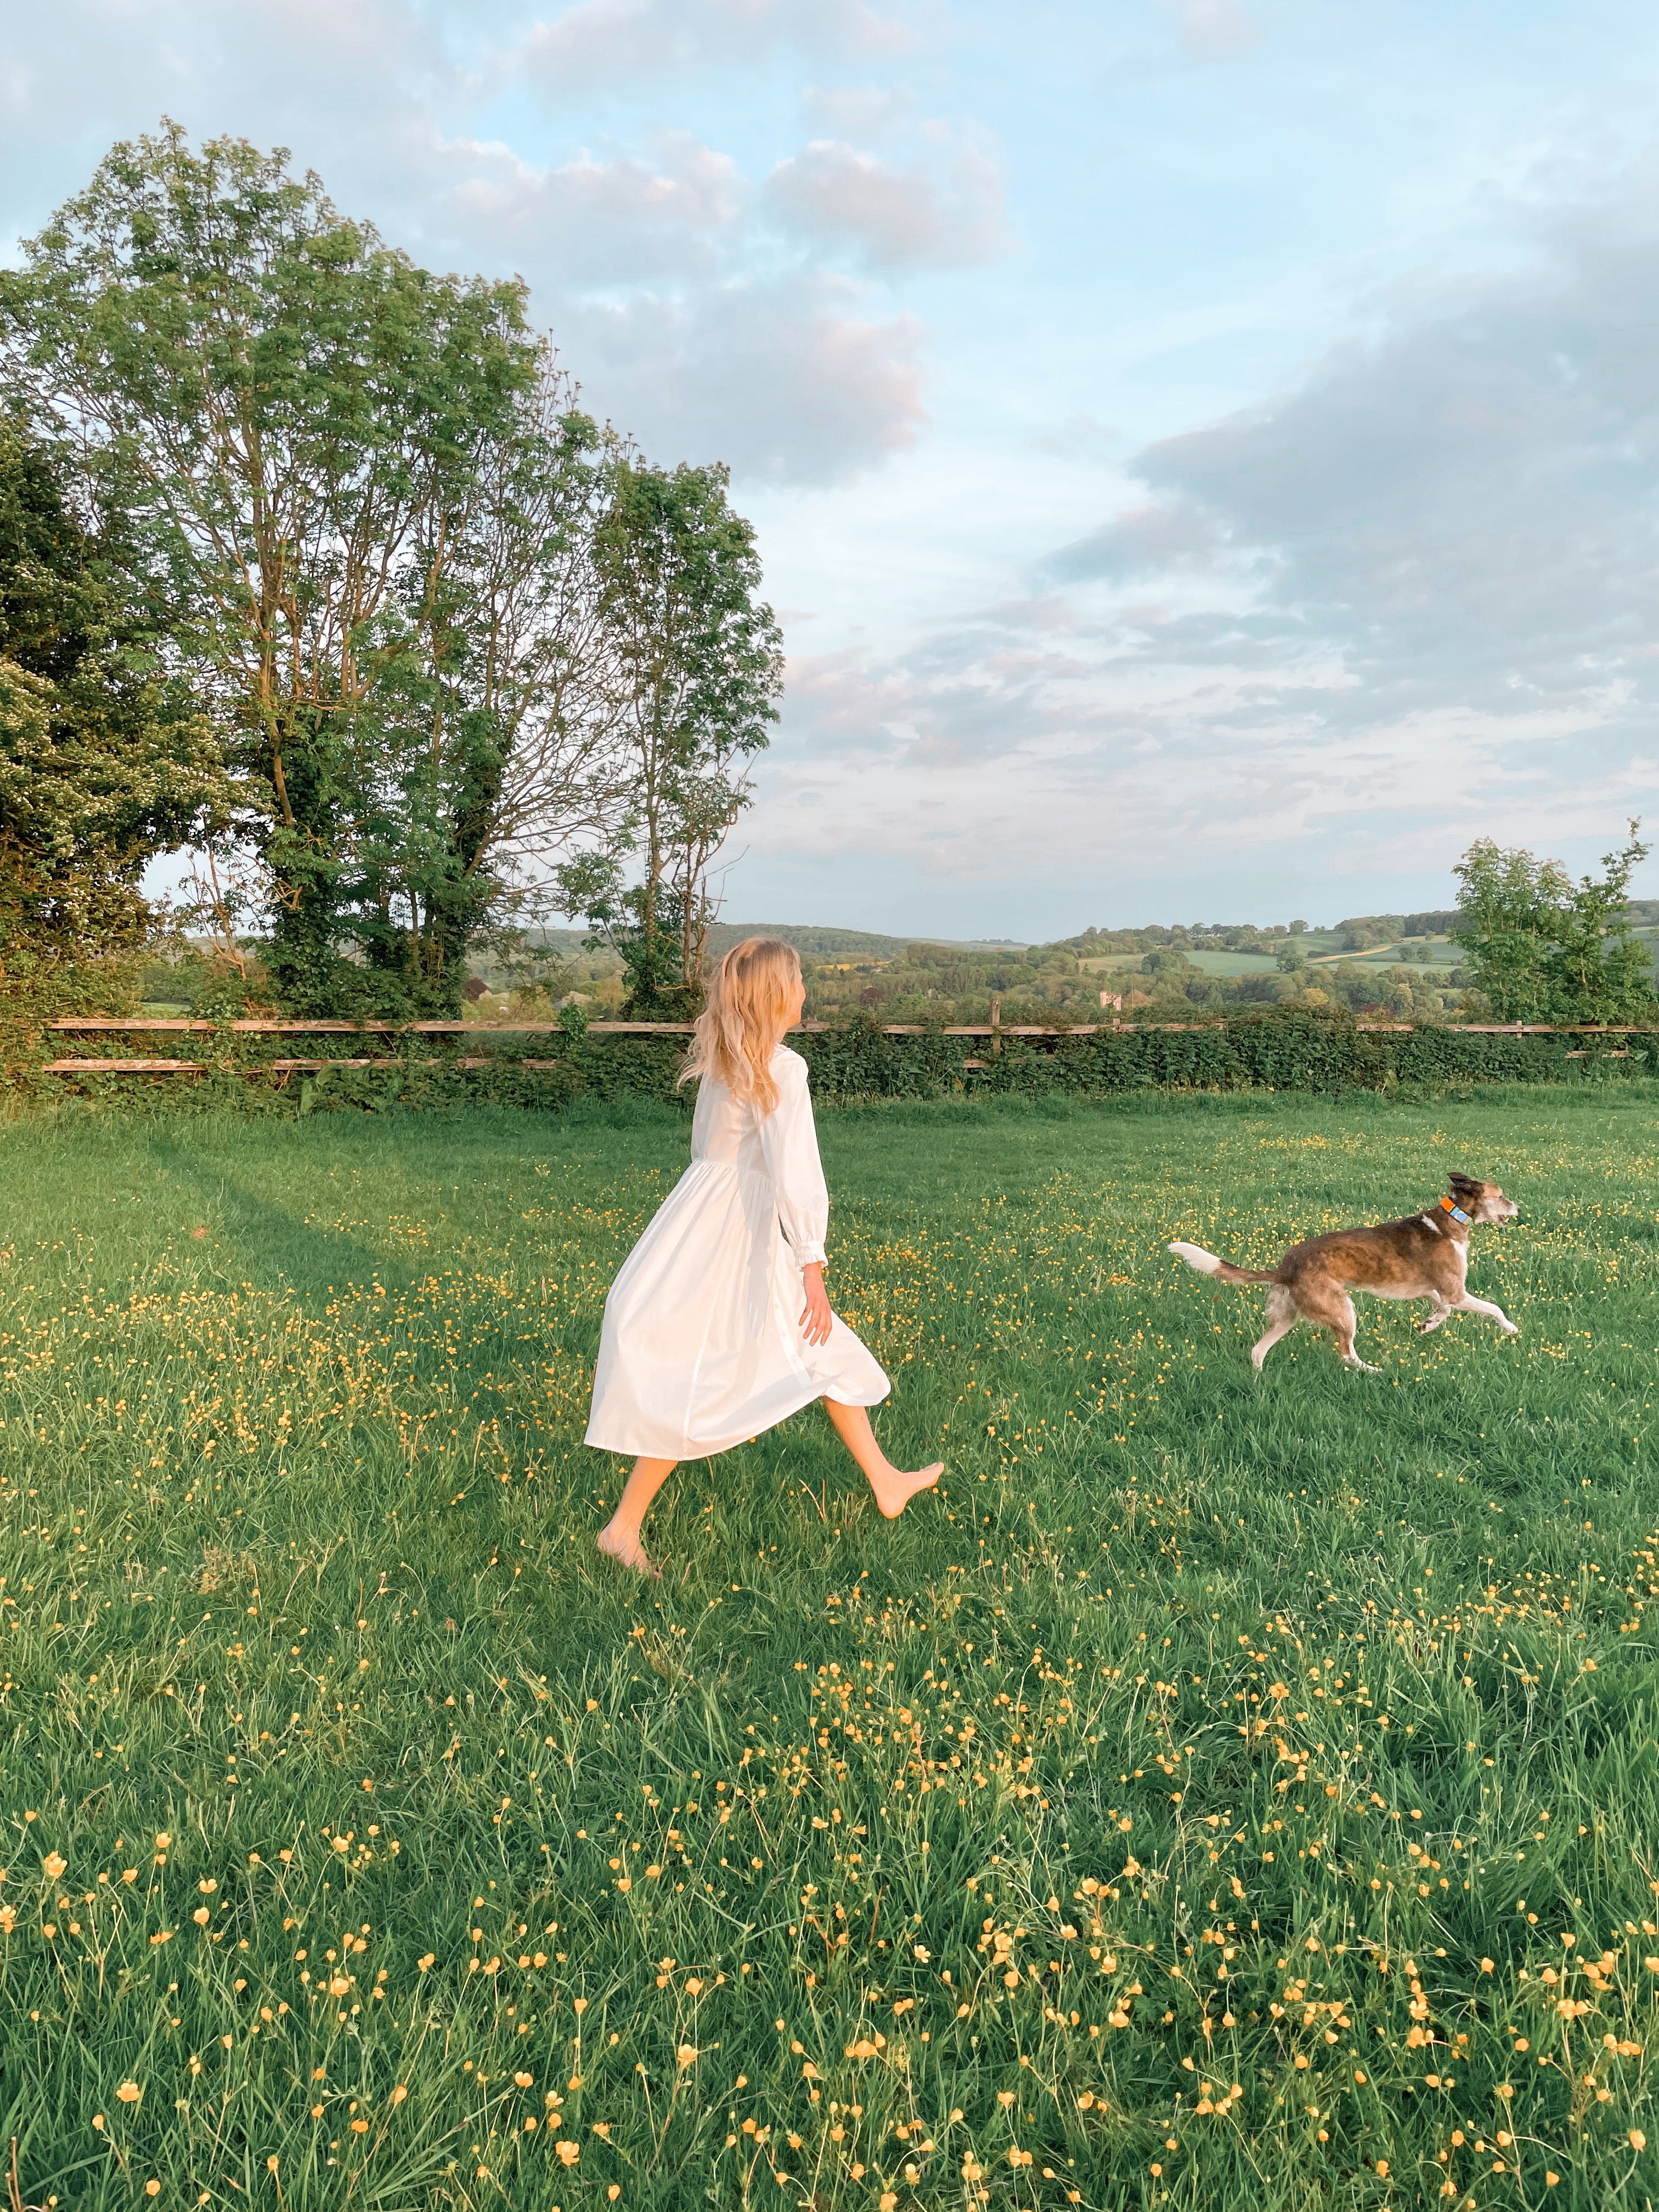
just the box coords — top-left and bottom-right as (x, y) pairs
(1441, 1196), (1471, 1224)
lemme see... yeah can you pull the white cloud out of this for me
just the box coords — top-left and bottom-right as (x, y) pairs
(1100, 193), (1659, 720)
(800, 82), (916, 144)
(749, 225), (1659, 887)
(443, 129), (742, 283)
(1045, 499), (1228, 582)
(1164, 0), (1261, 63)
(751, 618), (1645, 892)
(560, 276), (924, 480)
(523, 0), (916, 100)
(765, 131), (1007, 270)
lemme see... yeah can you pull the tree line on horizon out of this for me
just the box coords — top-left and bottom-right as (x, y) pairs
(788, 834), (1657, 1030)
(0, 123), (780, 1025)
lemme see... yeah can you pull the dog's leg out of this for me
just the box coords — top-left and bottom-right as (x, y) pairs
(1302, 1285), (1378, 1371)
(1418, 1298), (1452, 1334)
(1335, 1301), (1380, 1373)
(1249, 1285), (1297, 1370)
(1453, 1291), (1519, 1336)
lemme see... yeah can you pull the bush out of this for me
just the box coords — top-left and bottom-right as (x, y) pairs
(17, 1005), (1658, 1118)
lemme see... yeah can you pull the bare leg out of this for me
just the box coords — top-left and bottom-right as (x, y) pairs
(1250, 1285), (1297, 1371)
(597, 1457), (676, 1576)
(1454, 1291), (1519, 1335)
(822, 1400), (942, 1519)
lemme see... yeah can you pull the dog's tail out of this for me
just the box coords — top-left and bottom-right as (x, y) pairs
(1168, 1239), (1279, 1285)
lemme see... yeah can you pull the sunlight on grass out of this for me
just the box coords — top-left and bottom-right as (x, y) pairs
(1, 1090), (1656, 2208)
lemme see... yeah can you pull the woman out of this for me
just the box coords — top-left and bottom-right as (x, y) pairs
(585, 936), (942, 1575)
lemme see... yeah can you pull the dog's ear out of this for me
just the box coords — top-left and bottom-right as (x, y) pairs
(1448, 1172), (1484, 1201)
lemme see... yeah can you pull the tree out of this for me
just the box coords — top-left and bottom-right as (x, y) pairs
(348, 353), (631, 1002)
(0, 407), (230, 985)
(1, 123), (552, 1013)
(558, 460), (782, 1014)
(1452, 823), (1656, 1023)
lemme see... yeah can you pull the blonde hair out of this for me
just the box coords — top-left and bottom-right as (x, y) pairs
(679, 936), (802, 1114)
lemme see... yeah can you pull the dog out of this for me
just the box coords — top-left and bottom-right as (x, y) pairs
(1169, 1172), (1519, 1372)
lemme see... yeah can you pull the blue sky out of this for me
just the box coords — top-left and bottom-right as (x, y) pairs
(7, 0), (1659, 935)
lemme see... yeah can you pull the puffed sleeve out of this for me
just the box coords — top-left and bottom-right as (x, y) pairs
(758, 1049), (830, 1266)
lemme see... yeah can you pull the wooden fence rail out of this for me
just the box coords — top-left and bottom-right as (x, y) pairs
(44, 1015), (1659, 1037)
(36, 1012), (1654, 1082)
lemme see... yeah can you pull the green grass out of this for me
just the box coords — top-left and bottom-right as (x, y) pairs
(2, 1089), (1658, 2211)
(1081, 951), (1284, 978)
(1311, 941), (1460, 976)
(1172, 952), (1283, 979)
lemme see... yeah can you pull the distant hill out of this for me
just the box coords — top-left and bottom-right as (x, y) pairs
(1335, 909), (1463, 938)
(705, 922), (1028, 959)
(520, 921), (1027, 966)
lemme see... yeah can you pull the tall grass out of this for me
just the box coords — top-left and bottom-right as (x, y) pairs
(1, 1088), (1656, 2210)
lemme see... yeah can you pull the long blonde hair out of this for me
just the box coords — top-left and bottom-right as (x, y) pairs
(679, 936), (802, 1114)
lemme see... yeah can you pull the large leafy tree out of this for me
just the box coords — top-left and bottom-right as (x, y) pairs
(1452, 823), (1656, 1023)
(1, 124), (565, 1013)
(0, 407), (229, 986)
(558, 461), (782, 1014)
(349, 353), (630, 1000)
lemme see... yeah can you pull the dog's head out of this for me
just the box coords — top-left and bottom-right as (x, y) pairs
(1449, 1172), (1518, 1223)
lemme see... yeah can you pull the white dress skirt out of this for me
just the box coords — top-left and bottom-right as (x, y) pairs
(584, 1045), (890, 1461)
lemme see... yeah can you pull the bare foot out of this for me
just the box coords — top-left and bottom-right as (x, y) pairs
(866, 1461), (943, 1520)
(597, 1523), (661, 1578)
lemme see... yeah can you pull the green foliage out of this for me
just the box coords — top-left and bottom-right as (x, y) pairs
(797, 1011), (1655, 1106)
(1, 1096), (1656, 2206)
(1453, 824), (1658, 1024)
(561, 460), (782, 1015)
(806, 941), (1098, 1026)
(1334, 912), (1466, 951)
(0, 408), (229, 977)
(24, 1005), (1659, 1119)
(2, 124), (568, 1017)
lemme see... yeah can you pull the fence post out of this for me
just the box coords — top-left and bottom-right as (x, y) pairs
(991, 998), (1002, 1057)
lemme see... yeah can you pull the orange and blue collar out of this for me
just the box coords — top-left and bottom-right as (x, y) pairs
(1441, 1195), (1471, 1224)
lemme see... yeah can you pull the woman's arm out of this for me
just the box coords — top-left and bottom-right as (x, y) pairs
(760, 1056), (833, 1347)
(759, 1053), (830, 1259)
(798, 1261), (832, 1345)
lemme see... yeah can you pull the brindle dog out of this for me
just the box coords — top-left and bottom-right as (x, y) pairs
(1168, 1172), (1520, 1372)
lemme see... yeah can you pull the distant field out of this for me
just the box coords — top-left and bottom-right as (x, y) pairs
(1085, 949), (1295, 978)
(1314, 939), (1461, 974)
(1183, 950), (1284, 977)
(1083, 951), (1269, 977)
(2, 1091), (1656, 2208)
(712, 925), (1031, 961)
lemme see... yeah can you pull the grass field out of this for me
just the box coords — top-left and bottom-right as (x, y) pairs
(2, 1088), (1657, 2211)
(1079, 952), (1283, 978)
(1079, 946), (1463, 980)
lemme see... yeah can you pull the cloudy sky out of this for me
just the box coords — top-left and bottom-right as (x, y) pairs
(7, 0), (1659, 936)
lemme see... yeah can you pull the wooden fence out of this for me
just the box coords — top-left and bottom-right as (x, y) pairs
(38, 1009), (1649, 1081)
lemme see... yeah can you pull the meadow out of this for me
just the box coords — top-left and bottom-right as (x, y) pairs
(1, 1086), (1656, 2211)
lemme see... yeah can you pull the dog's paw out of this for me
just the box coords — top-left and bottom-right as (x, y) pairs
(1500, 1319), (1520, 1335)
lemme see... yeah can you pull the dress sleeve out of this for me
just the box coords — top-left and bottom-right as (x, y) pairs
(758, 1051), (830, 1266)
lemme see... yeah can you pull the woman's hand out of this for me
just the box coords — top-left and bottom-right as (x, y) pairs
(799, 1262), (833, 1346)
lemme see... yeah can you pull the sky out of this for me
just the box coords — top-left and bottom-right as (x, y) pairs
(7, 0), (1659, 938)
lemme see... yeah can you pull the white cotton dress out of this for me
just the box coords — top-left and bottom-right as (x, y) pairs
(584, 1045), (890, 1461)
